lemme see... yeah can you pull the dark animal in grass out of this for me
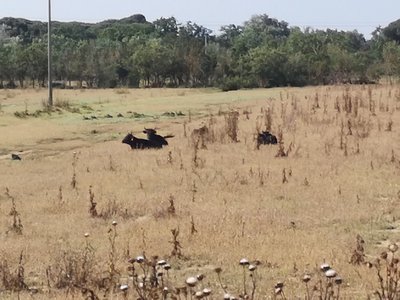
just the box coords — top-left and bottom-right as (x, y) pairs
(122, 133), (160, 149)
(11, 154), (21, 160)
(257, 131), (278, 148)
(143, 128), (174, 147)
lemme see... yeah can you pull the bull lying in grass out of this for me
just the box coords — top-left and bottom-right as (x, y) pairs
(257, 131), (278, 148)
(122, 129), (174, 150)
(143, 128), (174, 148)
(122, 133), (161, 149)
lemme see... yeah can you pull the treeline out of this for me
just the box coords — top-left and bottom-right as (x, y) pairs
(1, 13), (400, 90)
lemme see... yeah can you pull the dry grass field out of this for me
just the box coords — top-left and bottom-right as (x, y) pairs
(0, 85), (400, 299)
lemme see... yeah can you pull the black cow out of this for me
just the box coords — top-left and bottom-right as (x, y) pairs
(11, 154), (22, 160)
(122, 133), (160, 149)
(257, 131), (278, 147)
(143, 128), (174, 148)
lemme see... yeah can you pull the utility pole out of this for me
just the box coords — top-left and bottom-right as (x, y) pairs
(47, 0), (53, 106)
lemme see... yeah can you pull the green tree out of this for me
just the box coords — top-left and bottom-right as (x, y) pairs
(132, 38), (171, 86)
(0, 42), (17, 87)
(26, 40), (47, 87)
(382, 41), (400, 78)
(383, 19), (400, 43)
(14, 43), (29, 87)
(153, 17), (179, 37)
(249, 46), (288, 87)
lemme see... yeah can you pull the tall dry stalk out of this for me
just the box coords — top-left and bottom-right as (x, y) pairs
(225, 110), (240, 143)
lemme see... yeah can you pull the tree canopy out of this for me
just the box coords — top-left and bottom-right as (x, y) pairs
(0, 14), (399, 89)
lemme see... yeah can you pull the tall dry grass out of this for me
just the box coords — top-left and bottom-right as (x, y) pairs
(0, 85), (399, 299)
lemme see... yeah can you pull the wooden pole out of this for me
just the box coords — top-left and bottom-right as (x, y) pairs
(47, 0), (53, 106)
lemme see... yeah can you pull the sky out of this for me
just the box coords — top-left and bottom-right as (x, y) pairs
(1, 0), (400, 39)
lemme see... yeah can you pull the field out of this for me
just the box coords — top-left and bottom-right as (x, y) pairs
(0, 85), (400, 299)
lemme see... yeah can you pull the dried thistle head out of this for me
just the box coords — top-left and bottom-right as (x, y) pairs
(157, 259), (167, 266)
(135, 256), (145, 263)
(325, 269), (337, 278)
(185, 276), (197, 287)
(196, 273), (205, 281)
(320, 263), (331, 272)
(248, 264), (257, 271)
(389, 243), (399, 253)
(120, 284), (128, 291)
(195, 291), (203, 299)
(302, 274), (311, 283)
(202, 288), (211, 296)
(162, 287), (169, 296)
(335, 277), (343, 285)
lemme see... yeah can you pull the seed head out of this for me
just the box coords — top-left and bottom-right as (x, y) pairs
(214, 267), (222, 274)
(162, 287), (169, 296)
(202, 288), (212, 296)
(128, 257), (136, 264)
(275, 281), (284, 289)
(249, 264), (257, 271)
(389, 243), (399, 253)
(136, 256), (145, 263)
(157, 259), (167, 266)
(84, 232), (90, 238)
(325, 269), (337, 278)
(186, 276), (197, 287)
(120, 284), (128, 291)
(239, 258), (250, 266)
(380, 251), (388, 260)
(164, 263), (171, 270)
(320, 263), (331, 272)
(335, 276), (343, 285)
(302, 274), (311, 283)
(112, 220), (118, 226)
(195, 291), (204, 299)
(196, 273), (205, 281)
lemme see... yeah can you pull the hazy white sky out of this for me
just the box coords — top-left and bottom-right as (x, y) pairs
(1, 0), (399, 38)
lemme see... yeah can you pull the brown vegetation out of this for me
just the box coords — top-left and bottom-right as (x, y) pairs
(0, 85), (399, 299)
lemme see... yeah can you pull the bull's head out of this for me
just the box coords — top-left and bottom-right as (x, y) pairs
(143, 128), (157, 134)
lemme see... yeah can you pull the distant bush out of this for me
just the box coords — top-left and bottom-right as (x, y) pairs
(220, 77), (241, 92)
